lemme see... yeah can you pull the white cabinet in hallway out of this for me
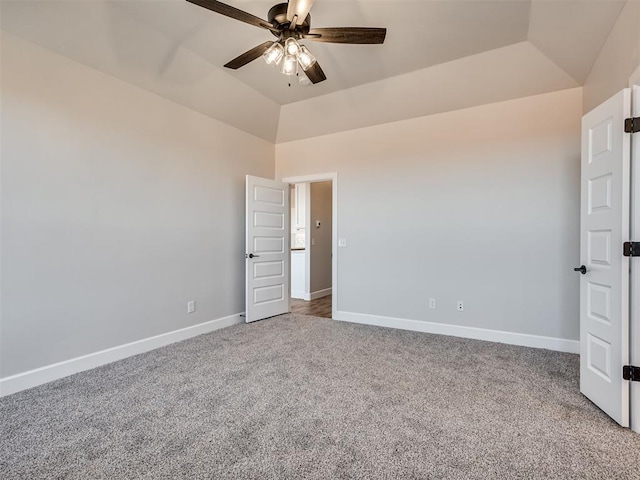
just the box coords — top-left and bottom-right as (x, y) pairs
(291, 250), (306, 299)
(292, 183), (307, 231)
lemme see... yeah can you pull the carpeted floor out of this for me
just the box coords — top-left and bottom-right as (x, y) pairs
(1, 314), (640, 479)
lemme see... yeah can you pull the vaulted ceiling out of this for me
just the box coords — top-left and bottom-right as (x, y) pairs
(0, 1), (626, 142)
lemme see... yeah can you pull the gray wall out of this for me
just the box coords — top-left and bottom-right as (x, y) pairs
(0, 33), (274, 377)
(310, 181), (332, 293)
(583, 0), (640, 112)
(277, 88), (583, 341)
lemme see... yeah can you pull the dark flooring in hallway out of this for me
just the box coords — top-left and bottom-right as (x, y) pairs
(290, 295), (332, 318)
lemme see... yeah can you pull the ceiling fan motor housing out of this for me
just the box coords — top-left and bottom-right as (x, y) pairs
(268, 3), (311, 37)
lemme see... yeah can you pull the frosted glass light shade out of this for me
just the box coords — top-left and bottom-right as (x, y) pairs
(263, 42), (284, 65)
(299, 74), (311, 86)
(296, 46), (316, 71)
(285, 37), (301, 56)
(282, 54), (298, 75)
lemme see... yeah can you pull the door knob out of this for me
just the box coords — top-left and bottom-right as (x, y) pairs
(573, 265), (587, 275)
(247, 253), (260, 259)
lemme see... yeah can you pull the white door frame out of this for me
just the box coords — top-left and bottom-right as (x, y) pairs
(630, 72), (640, 433)
(281, 173), (338, 319)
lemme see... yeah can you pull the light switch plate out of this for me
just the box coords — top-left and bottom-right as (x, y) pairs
(338, 238), (347, 247)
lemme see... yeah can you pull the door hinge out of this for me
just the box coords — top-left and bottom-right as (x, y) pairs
(625, 117), (640, 133)
(623, 242), (640, 257)
(623, 366), (640, 382)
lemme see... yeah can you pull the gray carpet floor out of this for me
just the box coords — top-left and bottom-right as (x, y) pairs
(2, 314), (640, 479)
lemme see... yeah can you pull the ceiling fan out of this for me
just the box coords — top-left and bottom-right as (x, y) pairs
(186, 0), (387, 85)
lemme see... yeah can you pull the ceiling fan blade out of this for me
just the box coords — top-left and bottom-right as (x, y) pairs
(224, 41), (274, 70)
(186, 0), (278, 33)
(307, 27), (387, 44)
(286, 0), (315, 24)
(305, 61), (326, 84)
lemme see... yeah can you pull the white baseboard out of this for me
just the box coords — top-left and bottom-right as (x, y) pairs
(292, 288), (332, 301)
(630, 65), (640, 87)
(333, 311), (579, 354)
(0, 313), (244, 397)
(310, 288), (332, 300)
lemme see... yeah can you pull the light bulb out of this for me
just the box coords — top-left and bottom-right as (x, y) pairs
(296, 45), (316, 71)
(285, 37), (300, 56)
(281, 54), (298, 76)
(263, 42), (284, 66)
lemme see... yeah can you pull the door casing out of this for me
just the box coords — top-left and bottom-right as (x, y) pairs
(630, 79), (640, 434)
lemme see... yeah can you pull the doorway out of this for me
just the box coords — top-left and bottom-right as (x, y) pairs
(282, 173), (338, 319)
(289, 180), (332, 318)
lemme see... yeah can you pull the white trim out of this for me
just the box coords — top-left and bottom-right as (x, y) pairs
(630, 82), (640, 433)
(630, 65), (640, 88)
(281, 173), (338, 319)
(0, 313), (244, 397)
(304, 184), (312, 297)
(310, 288), (332, 300)
(282, 173), (338, 183)
(291, 290), (307, 300)
(334, 311), (579, 354)
(291, 288), (332, 302)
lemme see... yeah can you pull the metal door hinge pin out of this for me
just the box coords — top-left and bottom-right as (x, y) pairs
(623, 365), (640, 382)
(624, 117), (639, 133)
(623, 242), (640, 257)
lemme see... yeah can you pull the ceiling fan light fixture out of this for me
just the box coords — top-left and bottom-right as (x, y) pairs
(263, 41), (284, 65)
(285, 37), (301, 56)
(296, 45), (316, 71)
(281, 54), (298, 76)
(191, 0), (388, 86)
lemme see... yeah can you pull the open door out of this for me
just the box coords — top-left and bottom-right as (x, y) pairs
(580, 89), (631, 426)
(245, 175), (290, 323)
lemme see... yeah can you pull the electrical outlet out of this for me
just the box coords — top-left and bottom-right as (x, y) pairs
(311, 238), (316, 246)
(187, 301), (196, 314)
(457, 301), (464, 312)
(429, 298), (436, 309)
(338, 238), (347, 247)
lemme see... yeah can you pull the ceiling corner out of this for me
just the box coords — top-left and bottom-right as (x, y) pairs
(527, 0), (626, 85)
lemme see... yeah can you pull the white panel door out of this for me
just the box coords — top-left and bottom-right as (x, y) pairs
(631, 84), (640, 433)
(580, 89), (631, 426)
(245, 176), (290, 323)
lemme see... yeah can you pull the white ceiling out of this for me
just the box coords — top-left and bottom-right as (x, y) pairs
(0, 0), (627, 142)
(278, 41), (580, 143)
